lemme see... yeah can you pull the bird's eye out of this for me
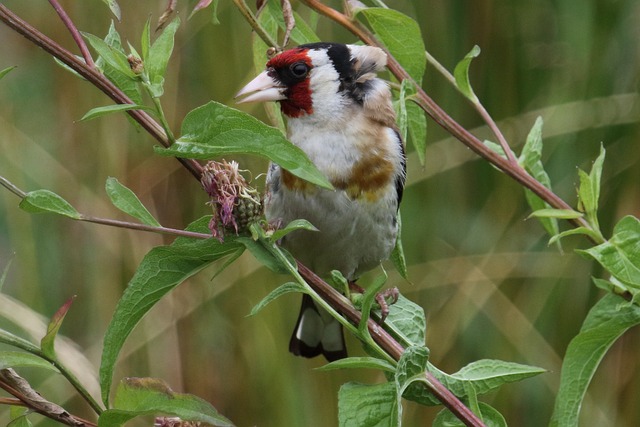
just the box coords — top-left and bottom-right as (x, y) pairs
(289, 62), (309, 78)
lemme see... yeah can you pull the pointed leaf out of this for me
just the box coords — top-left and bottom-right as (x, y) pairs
(40, 296), (75, 359)
(105, 177), (161, 227)
(454, 45), (481, 102)
(140, 17), (151, 61)
(249, 282), (306, 316)
(83, 32), (135, 78)
(356, 8), (426, 83)
(577, 144), (605, 228)
(0, 66), (17, 81)
(99, 216), (244, 406)
(80, 104), (153, 122)
(528, 208), (583, 219)
(548, 226), (602, 246)
(236, 237), (289, 274)
(156, 101), (332, 189)
(0, 329), (41, 354)
(450, 359), (546, 395)
(383, 294), (426, 348)
(146, 17), (180, 96)
(518, 117), (560, 242)
(99, 0), (121, 21)
(407, 99), (427, 166)
(317, 357), (396, 373)
(578, 215), (640, 292)
(0, 351), (58, 372)
(19, 190), (81, 219)
(99, 377), (234, 427)
(434, 403), (507, 427)
(550, 294), (640, 426)
(270, 219), (318, 242)
(338, 381), (398, 427)
(9, 406), (33, 427)
(390, 212), (408, 280)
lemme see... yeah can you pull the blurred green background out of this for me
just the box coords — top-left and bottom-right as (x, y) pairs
(1, 0), (639, 426)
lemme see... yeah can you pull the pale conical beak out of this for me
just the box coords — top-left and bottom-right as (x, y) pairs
(235, 70), (287, 104)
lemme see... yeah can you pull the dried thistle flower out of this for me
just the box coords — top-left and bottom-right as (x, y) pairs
(200, 160), (262, 241)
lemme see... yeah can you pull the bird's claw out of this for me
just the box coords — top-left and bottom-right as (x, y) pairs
(349, 282), (399, 322)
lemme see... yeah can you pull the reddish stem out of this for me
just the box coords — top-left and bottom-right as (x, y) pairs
(0, 4), (203, 180)
(48, 0), (96, 68)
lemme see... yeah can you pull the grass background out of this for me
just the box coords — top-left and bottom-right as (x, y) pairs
(1, 0), (639, 425)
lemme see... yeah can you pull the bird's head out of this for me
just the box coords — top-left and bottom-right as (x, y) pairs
(236, 42), (389, 121)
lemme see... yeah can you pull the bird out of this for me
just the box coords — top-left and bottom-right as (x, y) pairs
(236, 42), (406, 361)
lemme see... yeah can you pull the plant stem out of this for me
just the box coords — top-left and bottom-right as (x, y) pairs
(79, 215), (210, 239)
(0, 4), (203, 180)
(295, 262), (486, 427)
(425, 51), (517, 163)
(48, 0), (96, 68)
(231, 0), (280, 49)
(299, 0), (595, 238)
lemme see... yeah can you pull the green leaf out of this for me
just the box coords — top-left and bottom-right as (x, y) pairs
(528, 208), (583, 219)
(578, 215), (640, 292)
(550, 293), (640, 426)
(0, 66), (17, 81)
(84, 32), (135, 78)
(9, 406), (33, 427)
(0, 257), (12, 292)
(0, 329), (41, 354)
(98, 377), (234, 427)
(100, 0), (121, 21)
(40, 296), (75, 359)
(407, 99), (427, 166)
(105, 177), (161, 227)
(251, 5), (286, 131)
(146, 17), (180, 97)
(383, 294), (426, 348)
(140, 17), (151, 61)
(358, 271), (388, 334)
(99, 216), (243, 406)
(548, 226), (603, 246)
(518, 117), (560, 243)
(270, 219), (319, 242)
(236, 237), (289, 274)
(433, 403), (507, 427)
(338, 381), (398, 427)
(357, 8), (427, 83)
(156, 101), (332, 189)
(19, 190), (81, 219)
(577, 144), (605, 229)
(406, 359), (545, 407)
(0, 351), (59, 372)
(263, 0), (320, 45)
(80, 104), (153, 122)
(449, 359), (546, 395)
(95, 23), (144, 106)
(317, 357), (396, 373)
(453, 45), (481, 102)
(390, 213), (408, 280)
(248, 282), (307, 316)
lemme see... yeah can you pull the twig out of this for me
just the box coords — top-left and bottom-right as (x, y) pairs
(425, 51), (517, 163)
(296, 262), (485, 427)
(299, 0), (595, 237)
(231, 0), (280, 50)
(79, 215), (211, 239)
(0, 4), (203, 180)
(48, 0), (96, 68)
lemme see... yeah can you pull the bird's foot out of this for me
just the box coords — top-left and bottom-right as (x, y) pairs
(348, 282), (399, 322)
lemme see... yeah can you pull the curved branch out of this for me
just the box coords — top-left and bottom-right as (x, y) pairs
(299, 0), (593, 235)
(0, 4), (203, 180)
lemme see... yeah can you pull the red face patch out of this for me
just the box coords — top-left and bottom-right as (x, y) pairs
(266, 48), (314, 118)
